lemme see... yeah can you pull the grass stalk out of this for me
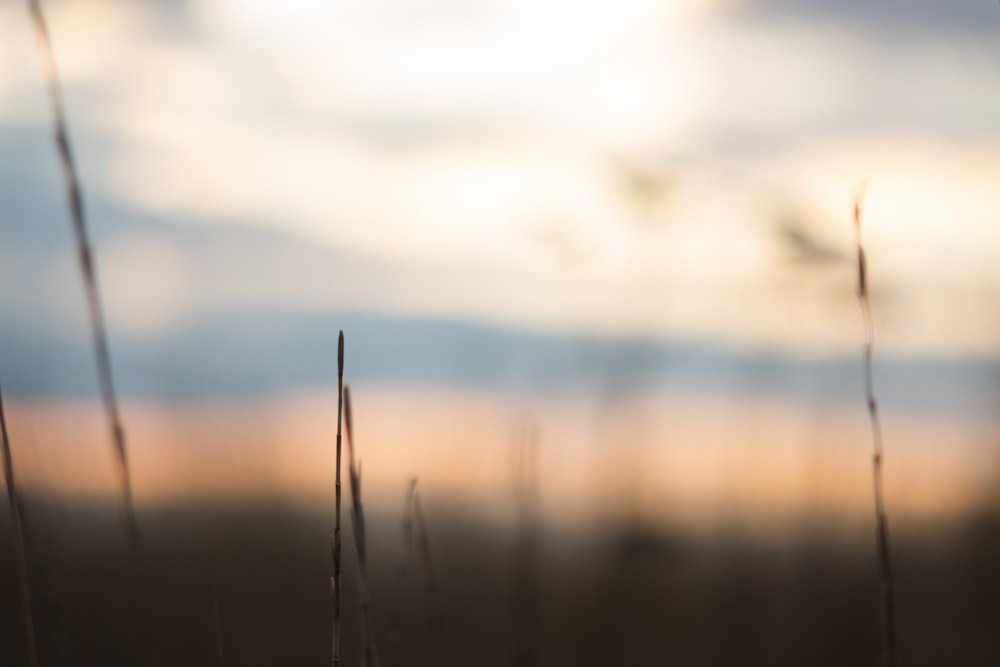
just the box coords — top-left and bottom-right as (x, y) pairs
(1, 385), (39, 667)
(412, 492), (444, 638)
(344, 385), (381, 667)
(24, 0), (147, 644)
(389, 478), (418, 667)
(511, 421), (540, 667)
(333, 330), (345, 666)
(212, 570), (224, 666)
(853, 183), (897, 667)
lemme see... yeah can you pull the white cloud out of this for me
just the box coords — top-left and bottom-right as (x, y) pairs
(2, 0), (999, 356)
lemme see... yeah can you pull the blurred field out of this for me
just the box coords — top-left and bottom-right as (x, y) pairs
(2, 386), (1000, 666)
(3, 494), (1000, 666)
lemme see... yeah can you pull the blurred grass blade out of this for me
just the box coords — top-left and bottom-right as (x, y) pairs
(25, 0), (148, 658)
(1, 385), (39, 667)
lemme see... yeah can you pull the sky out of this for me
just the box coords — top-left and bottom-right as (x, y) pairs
(1, 0), (999, 520)
(1, 0), (999, 358)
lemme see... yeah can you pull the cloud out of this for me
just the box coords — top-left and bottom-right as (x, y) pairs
(3, 0), (1000, 363)
(726, 0), (1000, 33)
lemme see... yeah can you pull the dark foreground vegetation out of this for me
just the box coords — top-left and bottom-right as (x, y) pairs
(3, 496), (1000, 667)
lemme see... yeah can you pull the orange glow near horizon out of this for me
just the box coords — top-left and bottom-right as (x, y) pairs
(3, 388), (994, 535)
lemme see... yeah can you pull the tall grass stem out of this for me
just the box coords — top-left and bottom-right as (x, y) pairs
(24, 3), (147, 648)
(853, 183), (897, 667)
(389, 478), (418, 667)
(1, 385), (39, 667)
(333, 330), (345, 666)
(212, 570), (225, 666)
(413, 492), (444, 639)
(345, 385), (381, 667)
(511, 421), (541, 667)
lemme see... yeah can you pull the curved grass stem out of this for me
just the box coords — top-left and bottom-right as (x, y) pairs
(853, 183), (897, 667)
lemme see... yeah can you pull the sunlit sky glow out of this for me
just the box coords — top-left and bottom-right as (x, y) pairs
(6, 390), (994, 527)
(1, 0), (999, 354)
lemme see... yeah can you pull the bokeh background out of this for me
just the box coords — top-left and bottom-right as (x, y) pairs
(1, 0), (999, 665)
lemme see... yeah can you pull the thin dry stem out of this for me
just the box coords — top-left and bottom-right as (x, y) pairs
(25, 0), (147, 647)
(412, 493), (444, 639)
(389, 478), (418, 667)
(1, 385), (39, 667)
(511, 420), (541, 667)
(333, 330), (345, 666)
(854, 183), (897, 667)
(212, 570), (224, 666)
(345, 385), (381, 667)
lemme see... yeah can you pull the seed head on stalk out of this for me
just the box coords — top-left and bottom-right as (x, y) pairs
(853, 182), (897, 667)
